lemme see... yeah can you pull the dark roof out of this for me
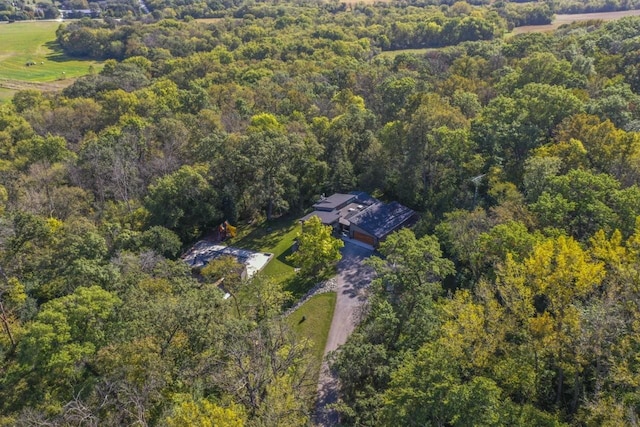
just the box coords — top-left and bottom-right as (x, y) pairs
(350, 191), (378, 206)
(349, 201), (415, 239)
(300, 210), (340, 225)
(313, 193), (356, 211)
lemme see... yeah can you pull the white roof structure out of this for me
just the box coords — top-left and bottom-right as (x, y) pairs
(183, 241), (273, 278)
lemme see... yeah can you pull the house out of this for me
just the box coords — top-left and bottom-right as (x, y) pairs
(300, 192), (416, 247)
(300, 192), (376, 229)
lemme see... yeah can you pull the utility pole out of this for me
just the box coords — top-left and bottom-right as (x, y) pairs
(471, 174), (486, 209)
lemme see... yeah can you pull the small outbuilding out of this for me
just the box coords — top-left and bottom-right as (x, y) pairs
(183, 242), (273, 279)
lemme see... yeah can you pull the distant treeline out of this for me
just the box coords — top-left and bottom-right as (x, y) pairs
(555, 0), (640, 13)
(0, 0), (58, 20)
(2, 0), (640, 22)
(56, 5), (506, 61)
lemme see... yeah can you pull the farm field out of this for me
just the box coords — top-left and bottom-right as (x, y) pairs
(0, 21), (102, 98)
(513, 9), (640, 34)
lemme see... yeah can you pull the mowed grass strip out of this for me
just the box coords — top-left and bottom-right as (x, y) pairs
(287, 292), (337, 377)
(0, 22), (103, 83)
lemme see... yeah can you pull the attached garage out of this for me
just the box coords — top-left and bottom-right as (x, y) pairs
(349, 201), (416, 247)
(353, 230), (375, 246)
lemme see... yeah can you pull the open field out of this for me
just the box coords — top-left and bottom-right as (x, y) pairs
(513, 9), (640, 34)
(0, 21), (103, 99)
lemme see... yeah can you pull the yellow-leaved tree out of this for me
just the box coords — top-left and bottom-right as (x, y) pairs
(287, 215), (343, 278)
(166, 396), (245, 427)
(499, 235), (605, 406)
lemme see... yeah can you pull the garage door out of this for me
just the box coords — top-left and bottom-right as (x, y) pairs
(353, 231), (375, 246)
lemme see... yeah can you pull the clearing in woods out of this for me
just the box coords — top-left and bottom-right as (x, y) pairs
(376, 9), (640, 58)
(513, 9), (640, 34)
(0, 21), (103, 100)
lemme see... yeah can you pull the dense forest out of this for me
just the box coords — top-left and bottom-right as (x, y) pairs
(2, 0), (640, 22)
(3, 1), (640, 425)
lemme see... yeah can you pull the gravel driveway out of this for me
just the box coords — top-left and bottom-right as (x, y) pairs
(314, 242), (375, 426)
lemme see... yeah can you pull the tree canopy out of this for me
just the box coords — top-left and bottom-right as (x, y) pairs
(4, 5), (640, 426)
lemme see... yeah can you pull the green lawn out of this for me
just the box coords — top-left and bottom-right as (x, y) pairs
(231, 216), (326, 300)
(232, 217), (304, 292)
(233, 221), (337, 387)
(233, 217), (299, 278)
(287, 292), (337, 377)
(0, 22), (103, 84)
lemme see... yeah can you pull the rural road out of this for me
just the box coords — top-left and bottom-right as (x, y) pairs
(314, 242), (374, 427)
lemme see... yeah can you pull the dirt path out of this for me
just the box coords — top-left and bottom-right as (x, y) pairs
(313, 242), (374, 427)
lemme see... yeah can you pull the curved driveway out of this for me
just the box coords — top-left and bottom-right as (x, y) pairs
(314, 242), (374, 426)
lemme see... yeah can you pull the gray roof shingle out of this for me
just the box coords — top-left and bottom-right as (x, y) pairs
(312, 193), (356, 211)
(299, 210), (341, 225)
(349, 201), (415, 238)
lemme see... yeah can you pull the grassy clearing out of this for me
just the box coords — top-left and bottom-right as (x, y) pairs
(195, 18), (226, 23)
(0, 21), (102, 96)
(232, 216), (330, 300)
(233, 217), (299, 279)
(512, 9), (640, 34)
(287, 292), (337, 377)
(376, 47), (434, 59)
(232, 217), (306, 296)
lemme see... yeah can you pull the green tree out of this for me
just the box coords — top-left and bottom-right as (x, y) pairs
(366, 228), (454, 350)
(240, 114), (297, 220)
(0, 275), (26, 352)
(531, 169), (640, 239)
(382, 341), (509, 427)
(202, 255), (244, 317)
(474, 83), (584, 182)
(140, 226), (182, 259)
(144, 164), (221, 240)
(287, 215), (343, 278)
(12, 286), (120, 410)
(333, 229), (453, 424)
